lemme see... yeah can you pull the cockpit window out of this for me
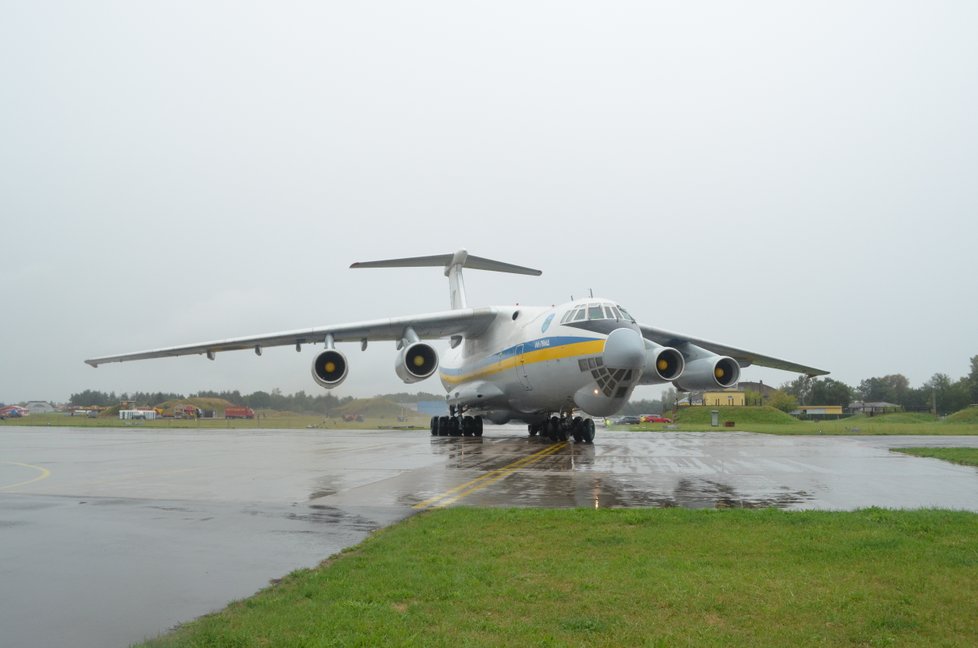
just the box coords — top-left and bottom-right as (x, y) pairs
(604, 306), (616, 319)
(588, 304), (603, 320)
(572, 307), (587, 322)
(617, 306), (636, 323)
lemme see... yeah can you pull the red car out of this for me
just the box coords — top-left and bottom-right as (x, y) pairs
(641, 414), (673, 424)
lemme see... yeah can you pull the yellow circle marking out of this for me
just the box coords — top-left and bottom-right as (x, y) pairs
(657, 359), (668, 371)
(325, 361), (336, 373)
(0, 462), (51, 491)
(413, 355), (425, 367)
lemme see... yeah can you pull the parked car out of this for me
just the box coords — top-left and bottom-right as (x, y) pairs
(641, 414), (673, 424)
(614, 416), (642, 425)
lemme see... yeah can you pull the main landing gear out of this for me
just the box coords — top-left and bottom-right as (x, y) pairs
(430, 409), (484, 437)
(528, 414), (595, 444)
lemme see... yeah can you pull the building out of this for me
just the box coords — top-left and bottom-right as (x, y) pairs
(26, 401), (56, 414)
(679, 390), (746, 407)
(792, 405), (845, 418)
(703, 391), (746, 407)
(0, 405), (29, 418)
(848, 401), (900, 416)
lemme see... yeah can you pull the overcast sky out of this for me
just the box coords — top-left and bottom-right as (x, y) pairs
(2, 1), (976, 405)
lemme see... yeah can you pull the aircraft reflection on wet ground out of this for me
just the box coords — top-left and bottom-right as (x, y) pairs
(419, 430), (978, 511)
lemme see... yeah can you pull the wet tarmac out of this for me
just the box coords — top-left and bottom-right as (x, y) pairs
(3, 425), (978, 647)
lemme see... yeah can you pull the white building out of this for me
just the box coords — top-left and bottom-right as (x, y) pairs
(26, 401), (56, 414)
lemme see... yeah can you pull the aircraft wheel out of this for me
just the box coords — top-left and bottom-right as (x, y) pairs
(583, 418), (595, 444)
(438, 416), (450, 436)
(474, 416), (484, 437)
(548, 416), (560, 442)
(450, 417), (462, 437)
(430, 417), (439, 436)
(462, 416), (473, 437)
(528, 424), (538, 437)
(571, 417), (583, 443)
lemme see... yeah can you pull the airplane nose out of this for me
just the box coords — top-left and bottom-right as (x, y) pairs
(602, 327), (645, 370)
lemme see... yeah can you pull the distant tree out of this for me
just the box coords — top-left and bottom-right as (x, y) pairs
(768, 390), (799, 413)
(620, 399), (661, 416)
(69, 390), (117, 407)
(924, 373), (971, 415)
(781, 376), (814, 405)
(809, 378), (853, 408)
(246, 390), (272, 409)
(969, 355), (978, 405)
(857, 374), (910, 405)
(659, 387), (678, 413)
(743, 389), (764, 406)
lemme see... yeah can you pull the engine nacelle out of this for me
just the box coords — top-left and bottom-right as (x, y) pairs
(395, 342), (438, 384)
(311, 349), (349, 389)
(673, 355), (740, 391)
(638, 343), (685, 385)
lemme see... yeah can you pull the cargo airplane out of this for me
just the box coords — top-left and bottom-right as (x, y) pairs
(86, 250), (827, 443)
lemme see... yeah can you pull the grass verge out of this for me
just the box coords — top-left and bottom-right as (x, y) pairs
(892, 447), (978, 467)
(140, 508), (978, 647)
(608, 407), (978, 435)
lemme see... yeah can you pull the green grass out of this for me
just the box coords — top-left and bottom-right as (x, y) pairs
(946, 406), (978, 425)
(892, 447), (978, 467)
(608, 406), (978, 435)
(139, 507), (978, 647)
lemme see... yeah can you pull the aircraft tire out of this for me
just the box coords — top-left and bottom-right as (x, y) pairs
(438, 416), (450, 436)
(462, 416), (473, 437)
(582, 418), (595, 444)
(548, 416), (560, 442)
(528, 424), (538, 437)
(430, 417), (439, 436)
(450, 417), (462, 437)
(571, 416), (584, 443)
(475, 416), (483, 437)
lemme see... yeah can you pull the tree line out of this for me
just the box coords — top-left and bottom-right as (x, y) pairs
(779, 354), (978, 415)
(67, 388), (444, 415)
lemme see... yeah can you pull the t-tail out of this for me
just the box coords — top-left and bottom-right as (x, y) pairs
(350, 249), (541, 309)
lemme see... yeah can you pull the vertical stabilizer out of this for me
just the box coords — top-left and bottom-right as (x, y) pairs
(350, 249), (542, 310)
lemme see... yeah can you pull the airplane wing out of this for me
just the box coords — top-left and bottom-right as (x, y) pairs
(85, 307), (498, 367)
(639, 324), (829, 377)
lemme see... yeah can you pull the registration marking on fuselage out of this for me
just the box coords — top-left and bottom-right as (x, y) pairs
(413, 441), (568, 510)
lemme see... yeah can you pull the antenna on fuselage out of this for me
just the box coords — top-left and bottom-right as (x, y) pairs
(350, 249), (542, 310)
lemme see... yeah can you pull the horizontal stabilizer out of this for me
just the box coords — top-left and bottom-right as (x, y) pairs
(351, 249), (541, 276)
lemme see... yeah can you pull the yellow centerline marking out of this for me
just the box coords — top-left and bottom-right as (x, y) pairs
(0, 462), (52, 491)
(414, 442), (568, 510)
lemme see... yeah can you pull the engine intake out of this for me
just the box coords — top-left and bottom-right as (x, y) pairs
(311, 349), (348, 388)
(638, 344), (685, 385)
(395, 342), (438, 383)
(673, 355), (740, 391)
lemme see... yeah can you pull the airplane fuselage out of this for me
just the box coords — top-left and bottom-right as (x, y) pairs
(440, 299), (645, 423)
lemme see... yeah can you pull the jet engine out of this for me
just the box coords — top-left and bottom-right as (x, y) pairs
(673, 354), (740, 391)
(395, 342), (439, 384)
(638, 343), (685, 385)
(311, 349), (349, 388)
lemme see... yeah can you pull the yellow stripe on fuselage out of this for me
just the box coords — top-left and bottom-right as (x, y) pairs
(440, 339), (605, 386)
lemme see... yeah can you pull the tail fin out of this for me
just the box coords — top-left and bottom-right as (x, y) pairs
(351, 249), (542, 309)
